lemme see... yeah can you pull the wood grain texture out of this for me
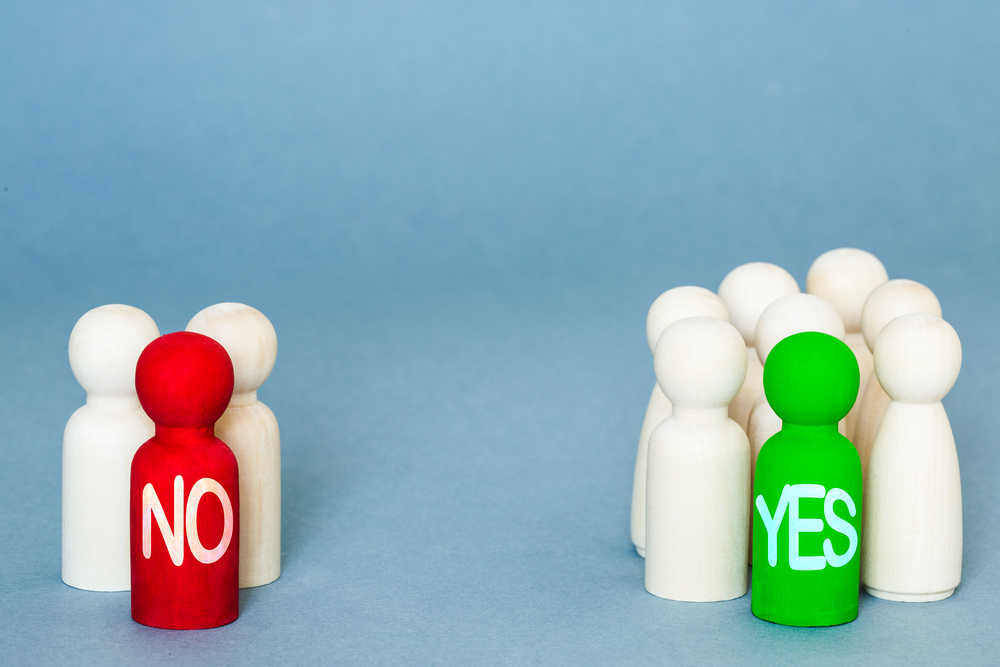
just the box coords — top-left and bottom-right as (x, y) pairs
(805, 248), (888, 443)
(843, 333), (874, 440)
(62, 305), (159, 592)
(188, 303), (281, 588)
(861, 314), (962, 602)
(853, 375), (891, 481)
(645, 317), (749, 602)
(854, 279), (942, 478)
(630, 287), (728, 557)
(718, 262), (800, 432)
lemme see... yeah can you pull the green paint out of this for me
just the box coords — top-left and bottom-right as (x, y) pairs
(751, 331), (862, 627)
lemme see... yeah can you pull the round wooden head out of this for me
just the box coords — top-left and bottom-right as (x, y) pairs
(718, 263), (800, 347)
(806, 248), (888, 333)
(654, 316), (747, 409)
(187, 303), (277, 395)
(645, 286), (729, 355)
(764, 331), (859, 426)
(136, 332), (235, 428)
(69, 304), (160, 397)
(874, 313), (961, 404)
(861, 279), (942, 352)
(754, 294), (845, 367)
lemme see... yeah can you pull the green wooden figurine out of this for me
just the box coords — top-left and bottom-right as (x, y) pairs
(751, 331), (862, 627)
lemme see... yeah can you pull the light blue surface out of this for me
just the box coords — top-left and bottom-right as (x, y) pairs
(1, 2), (998, 664)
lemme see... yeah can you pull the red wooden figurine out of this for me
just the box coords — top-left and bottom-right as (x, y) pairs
(130, 332), (240, 629)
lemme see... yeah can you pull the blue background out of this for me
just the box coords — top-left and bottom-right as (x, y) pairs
(1, 2), (998, 664)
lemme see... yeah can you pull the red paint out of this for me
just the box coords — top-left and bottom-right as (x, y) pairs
(131, 332), (239, 630)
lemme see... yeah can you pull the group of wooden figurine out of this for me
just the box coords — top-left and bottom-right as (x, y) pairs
(62, 303), (280, 630)
(631, 248), (962, 627)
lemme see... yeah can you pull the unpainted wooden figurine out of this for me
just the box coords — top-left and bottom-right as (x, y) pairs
(187, 303), (280, 588)
(631, 286), (729, 558)
(862, 314), (962, 602)
(63, 304), (160, 591)
(131, 332), (240, 629)
(718, 262), (800, 433)
(853, 280), (941, 480)
(805, 248), (888, 443)
(645, 316), (749, 602)
(746, 294), (845, 562)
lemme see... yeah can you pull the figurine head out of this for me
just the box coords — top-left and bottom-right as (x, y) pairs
(187, 303), (277, 396)
(874, 313), (961, 404)
(806, 248), (888, 333)
(654, 316), (747, 409)
(861, 279), (942, 353)
(718, 262), (800, 348)
(69, 304), (160, 397)
(645, 286), (729, 355)
(764, 331), (859, 426)
(754, 293), (845, 367)
(136, 332), (234, 428)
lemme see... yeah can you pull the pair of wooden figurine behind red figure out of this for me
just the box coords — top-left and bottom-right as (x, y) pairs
(131, 331), (240, 630)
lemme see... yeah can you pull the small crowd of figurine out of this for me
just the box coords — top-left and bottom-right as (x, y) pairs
(60, 249), (960, 630)
(62, 303), (280, 630)
(631, 248), (962, 627)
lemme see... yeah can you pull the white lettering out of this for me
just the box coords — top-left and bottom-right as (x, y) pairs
(141, 476), (233, 566)
(185, 478), (235, 564)
(757, 484), (859, 570)
(789, 484), (827, 571)
(822, 488), (858, 568)
(142, 475), (185, 566)
(755, 485), (791, 567)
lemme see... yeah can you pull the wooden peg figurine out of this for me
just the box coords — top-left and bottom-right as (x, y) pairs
(631, 287), (729, 557)
(63, 305), (160, 591)
(187, 303), (280, 588)
(131, 332), (240, 629)
(854, 280), (941, 480)
(806, 248), (888, 443)
(861, 314), (962, 602)
(645, 317), (749, 602)
(718, 262), (800, 433)
(751, 332), (861, 627)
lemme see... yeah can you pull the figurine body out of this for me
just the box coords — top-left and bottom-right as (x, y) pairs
(645, 316), (749, 602)
(862, 313), (962, 601)
(751, 332), (861, 627)
(187, 303), (281, 588)
(631, 287), (729, 558)
(130, 332), (240, 630)
(63, 305), (159, 591)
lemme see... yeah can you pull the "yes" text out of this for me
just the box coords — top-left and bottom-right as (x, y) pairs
(756, 484), (857, 571)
